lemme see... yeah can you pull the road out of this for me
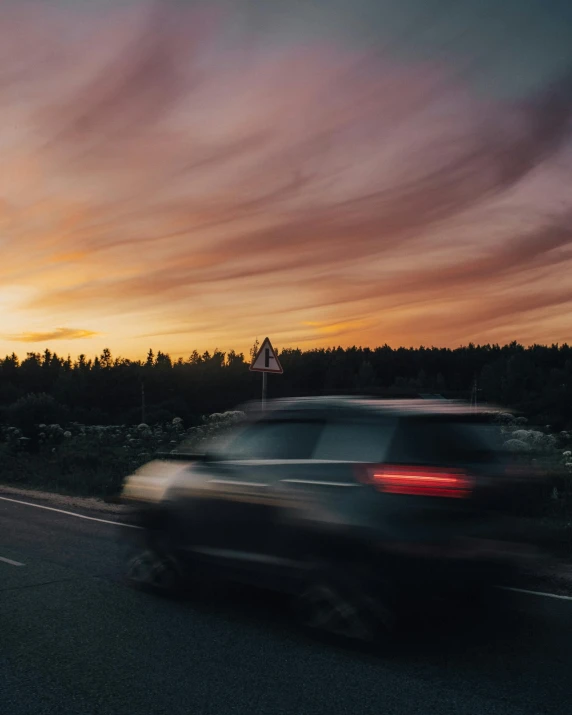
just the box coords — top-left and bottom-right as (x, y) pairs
(2, 495), (572, 715)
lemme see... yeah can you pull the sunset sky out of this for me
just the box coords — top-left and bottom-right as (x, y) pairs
(1, 0), (571, 359)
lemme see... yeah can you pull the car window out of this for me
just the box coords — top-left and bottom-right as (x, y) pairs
(312, 419), (396, 462)
(214, 420), (324, 460)
(388, 418), (502, 465)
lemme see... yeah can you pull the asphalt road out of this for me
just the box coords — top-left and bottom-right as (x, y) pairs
(2, 495), (572, 715)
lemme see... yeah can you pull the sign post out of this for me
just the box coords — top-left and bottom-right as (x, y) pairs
(262, 372), (267, 407)
(249, 337), (283, 409)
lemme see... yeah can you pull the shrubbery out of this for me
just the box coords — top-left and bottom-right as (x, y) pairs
(0, 411), (245, 498)
(494, 414), (572, 545)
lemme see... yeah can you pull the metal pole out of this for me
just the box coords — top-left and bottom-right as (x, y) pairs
(262, 372), (267, 409)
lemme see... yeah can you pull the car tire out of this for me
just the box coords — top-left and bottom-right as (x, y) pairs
(294, 561), (395, 643)
(125, 547), (184, 596)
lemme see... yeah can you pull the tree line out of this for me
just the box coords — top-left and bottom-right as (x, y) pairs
(1, 342), (571, 430)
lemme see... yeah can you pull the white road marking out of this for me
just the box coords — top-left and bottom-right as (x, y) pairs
(0, 555), (25, 566)
(0, 495), (142, 529)
(501, 586), (572, 602)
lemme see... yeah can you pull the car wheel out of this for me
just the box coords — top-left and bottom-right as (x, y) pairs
(126, 548), (183, 596)
(294, 567), (395, 643)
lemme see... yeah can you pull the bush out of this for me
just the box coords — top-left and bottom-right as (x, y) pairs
(0, 440), (131, 497)
(180, 411), (246, 452)
(7, 393), (67, 438)
(0, 422), (182, 497)
(0, 411), (239, 497)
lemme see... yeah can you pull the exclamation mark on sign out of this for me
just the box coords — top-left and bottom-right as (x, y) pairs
(265, 348), (270, 368)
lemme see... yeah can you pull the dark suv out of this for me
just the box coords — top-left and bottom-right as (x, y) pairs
(122, 398), (535, 640)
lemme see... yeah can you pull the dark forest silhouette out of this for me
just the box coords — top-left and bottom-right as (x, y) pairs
(1, 342), (571, 429)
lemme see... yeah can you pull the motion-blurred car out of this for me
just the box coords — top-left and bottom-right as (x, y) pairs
(121, 398), (538, 640)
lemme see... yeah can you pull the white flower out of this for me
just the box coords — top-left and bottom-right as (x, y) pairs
(63, 431), (72, 438)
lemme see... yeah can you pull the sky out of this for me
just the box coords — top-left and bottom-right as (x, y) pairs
(1, 0), (572, 359)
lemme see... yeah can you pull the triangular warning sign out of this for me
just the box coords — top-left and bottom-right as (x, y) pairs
(250, 337), (283, 374)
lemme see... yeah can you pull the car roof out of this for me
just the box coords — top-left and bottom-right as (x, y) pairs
(241, 396), (505, 420)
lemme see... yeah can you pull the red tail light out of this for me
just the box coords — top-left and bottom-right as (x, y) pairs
(356, 464), (473, 499)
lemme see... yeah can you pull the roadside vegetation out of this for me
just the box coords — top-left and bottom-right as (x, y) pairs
(0, 410), (245, 498)
(494, 412), (572, 556)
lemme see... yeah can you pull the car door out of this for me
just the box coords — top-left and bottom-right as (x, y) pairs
(186, 417), (325, 565)
(270, 414), (398, 559)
